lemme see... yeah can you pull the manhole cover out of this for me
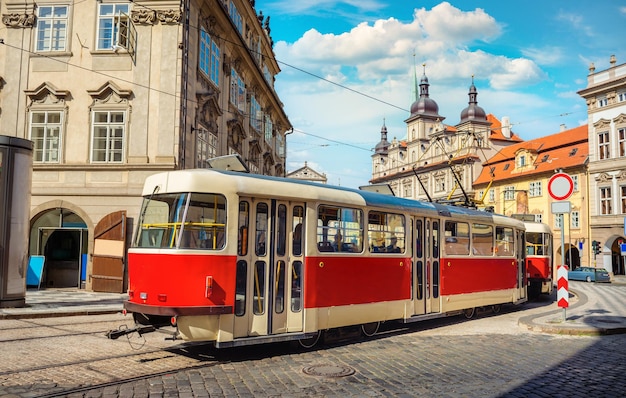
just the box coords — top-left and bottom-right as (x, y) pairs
(302, 364), (355, 377)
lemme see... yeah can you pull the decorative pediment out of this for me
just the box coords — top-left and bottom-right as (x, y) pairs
(613, 113), (626, 126)
(87, 81), (133, 105)
(595, 172), (612, 183)
(24, 82), (70, 105)
(593, 118), (611, 130)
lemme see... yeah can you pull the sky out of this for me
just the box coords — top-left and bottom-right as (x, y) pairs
(255, 0), (626, 189)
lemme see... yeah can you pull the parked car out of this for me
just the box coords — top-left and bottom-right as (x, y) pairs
(568, 266), (611, 283)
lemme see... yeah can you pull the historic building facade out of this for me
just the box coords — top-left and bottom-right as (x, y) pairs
(0, 0), (291, 291)
(371, 70), (522, 203)
(578, 55), (626, 275)
(473, 125), (589, 268)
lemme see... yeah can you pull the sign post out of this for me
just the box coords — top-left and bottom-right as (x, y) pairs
(548, 172), (574, 321)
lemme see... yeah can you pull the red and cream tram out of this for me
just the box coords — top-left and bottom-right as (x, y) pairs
(122, 169), (527, 348)
(524, 221), (554, 298)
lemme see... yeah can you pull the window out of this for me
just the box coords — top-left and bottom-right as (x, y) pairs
(571, 211), (580, 228)
(621, 186), (626, 214)
(368, 211), (406, 254)
(489, 189), (495, 203)
(529, 181), (542, 197)
(195, 126), (217, 168)
(228, 0), (243, 34)
(619, 128), (626, 158)
(230, 68), (246, 112)
(534, 214), (542, 223)
(317, 205), (363, 253)
(444, 221), (469, 255)
(504, 186), (515, 200)
(600, 187), (612, 215)
(518, 155), (526, 167)
(36, 5), (68, 52)
(434, 176), (445, 192)
(30, 111), (62, 163)
(495, 226), (514, 256)
(598, 131), (610, 160)
(133, 192), (226, 250)
(597, 97), (608, 107)
(199, 28), (220, 85)
(264, 114), (273, 143)
(619, 92), (626, 102)
(250, 96), (262, 131)
(571, 175), (579, 192)
(472, 223), (493, 256)
(96, 3), (130, 50)
(91, 110), (125, 163)
(554, 214), (563, 230)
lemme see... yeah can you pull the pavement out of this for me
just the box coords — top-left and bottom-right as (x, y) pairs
(1, 276), (625, 336)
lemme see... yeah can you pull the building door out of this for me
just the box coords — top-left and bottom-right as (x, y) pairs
(91, 211), (127, 293)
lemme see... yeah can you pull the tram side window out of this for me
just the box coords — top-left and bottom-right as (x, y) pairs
(444, 221), (470, 255)
(235, 260), (247, 316)
(495, 226), (514, 256)
(276, 205), (287, 256)
(472, 223), (494, 256)
(238, 201), (249, 256)
(367, 211), (406, 253)
(134, 192), (226, 250)
(292, 206), (305, 256)
(317, 205), (363, 253)
(256, 203), (268, 256)
(291, 261), (302, 312)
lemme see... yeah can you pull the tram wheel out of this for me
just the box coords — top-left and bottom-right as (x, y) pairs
(361, 322), (380, 337)
(491, 304), (502, 314)
(298, 331), (322, 349)
(462, 307), (476, 319)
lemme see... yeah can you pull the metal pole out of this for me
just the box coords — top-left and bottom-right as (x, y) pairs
(561, 216), (566, 321)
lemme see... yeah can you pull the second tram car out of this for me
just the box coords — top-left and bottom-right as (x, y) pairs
(524, 221), (554, 298)
(121, 169), (528, 348)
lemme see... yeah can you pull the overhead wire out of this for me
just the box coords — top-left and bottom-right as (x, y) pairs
(0, 0), (586, 155)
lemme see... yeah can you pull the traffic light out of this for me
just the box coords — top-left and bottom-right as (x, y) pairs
(592, 240), (602, 255)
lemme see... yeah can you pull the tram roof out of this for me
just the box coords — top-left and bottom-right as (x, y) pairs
(143, 169), (522, 226)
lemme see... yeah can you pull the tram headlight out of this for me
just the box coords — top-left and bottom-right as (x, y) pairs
(139, 292), (148, 300)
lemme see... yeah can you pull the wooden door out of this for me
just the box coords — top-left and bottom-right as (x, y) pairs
(91, 211), (127, 293)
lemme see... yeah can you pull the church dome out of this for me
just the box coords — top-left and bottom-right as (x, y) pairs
(410, 71), (441, 118)
(459, 78), (487, 123)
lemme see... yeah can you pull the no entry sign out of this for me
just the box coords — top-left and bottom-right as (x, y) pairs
(548, 172), (574, 201)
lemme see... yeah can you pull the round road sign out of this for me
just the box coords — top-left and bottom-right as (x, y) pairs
(548, 172), (574, 201)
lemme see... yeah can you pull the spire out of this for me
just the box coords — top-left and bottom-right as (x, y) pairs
(374, 119), (390, 155)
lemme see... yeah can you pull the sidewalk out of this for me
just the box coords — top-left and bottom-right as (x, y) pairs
(0, 288), (126, 319)
(2, 279), (626, 336)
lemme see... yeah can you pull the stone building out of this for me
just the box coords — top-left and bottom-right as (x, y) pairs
(473, 125), (589, 268)
(371, 69), (521, 203)
(0, 0), (291, 291)
(578, 55), (626, 275)
(286, 162), (327, 184)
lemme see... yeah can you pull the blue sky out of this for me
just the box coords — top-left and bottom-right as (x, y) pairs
(257, 1), (626, 188)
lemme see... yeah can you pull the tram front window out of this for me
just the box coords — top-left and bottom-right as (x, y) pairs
(134, 192), (227, 249)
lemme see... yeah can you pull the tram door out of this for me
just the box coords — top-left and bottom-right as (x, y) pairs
(413, 217), (441, 315)
(516, 229), (527, 301)
(234, 198), (304, 339)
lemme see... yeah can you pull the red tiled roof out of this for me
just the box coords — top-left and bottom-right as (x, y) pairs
(474, 124), (588, 186)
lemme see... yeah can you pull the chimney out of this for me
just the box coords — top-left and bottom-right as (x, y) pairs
(610, 55), (616, 67)
(560, 124), (566, 132)
(501, 116), (511, 138)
